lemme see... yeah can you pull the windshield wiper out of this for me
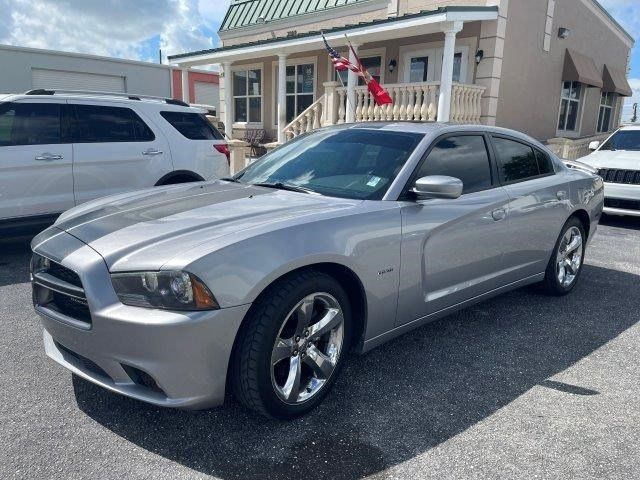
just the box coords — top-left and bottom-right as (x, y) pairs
(251, 182), (316, 194)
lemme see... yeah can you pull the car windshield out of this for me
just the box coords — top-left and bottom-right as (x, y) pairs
(600, 130), (640, 151)
(234, 128), (423, 200)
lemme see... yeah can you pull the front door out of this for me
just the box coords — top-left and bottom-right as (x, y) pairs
(0, 100), (74, 220)
(70, 102), (172, 204)
(401, 48), (436, 83)
(397, 134), (511, 325)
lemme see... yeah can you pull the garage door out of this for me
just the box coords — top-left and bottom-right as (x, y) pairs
(32, 69), (126, 93)
(194, 81), (219, 109)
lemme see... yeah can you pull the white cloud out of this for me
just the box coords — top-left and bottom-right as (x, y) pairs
(0, 0), (225, 63)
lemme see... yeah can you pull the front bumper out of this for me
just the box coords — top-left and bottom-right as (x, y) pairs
(603, 182), (640, 217)
(32, 228), (250, 409)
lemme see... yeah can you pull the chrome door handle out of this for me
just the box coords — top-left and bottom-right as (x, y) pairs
(491, 208), (507, 221)
(142, 148), (163, 156)
(35, 153), (63, 161)
(557, 190), (568, 200)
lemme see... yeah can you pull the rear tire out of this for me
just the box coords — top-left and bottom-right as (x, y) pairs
(541, 217), (586, 296)
(231, 270), (351, 419)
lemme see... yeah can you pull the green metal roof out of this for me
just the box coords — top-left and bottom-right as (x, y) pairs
(220, 0), (373, 31)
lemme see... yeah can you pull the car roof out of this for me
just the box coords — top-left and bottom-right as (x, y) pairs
(618, 124), (640, 131)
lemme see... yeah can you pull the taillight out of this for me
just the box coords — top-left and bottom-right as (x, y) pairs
(214, 144), (231, 165)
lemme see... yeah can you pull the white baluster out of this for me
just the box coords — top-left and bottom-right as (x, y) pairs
(313, 105), (320, 130)
(399, 87), (408, 120)
(337, 90), (346, 124)
(413, 86), (422, 121)
(393, 87), (401, 120)
(367, 93), (375, 121)
(428, 85), (438, 121)
(421, 85), (429, 121)
(360, 90), (368, 122)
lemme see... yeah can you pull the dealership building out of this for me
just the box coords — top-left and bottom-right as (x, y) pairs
(0, 44), (219, 111)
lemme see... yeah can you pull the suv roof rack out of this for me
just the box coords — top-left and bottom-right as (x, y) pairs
(23, 89), (190, 107)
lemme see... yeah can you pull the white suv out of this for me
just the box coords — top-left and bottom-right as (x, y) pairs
(582, 125), (640, 217)
(0, 89), (230, 232)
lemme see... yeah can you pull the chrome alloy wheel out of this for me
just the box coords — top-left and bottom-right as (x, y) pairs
(556, 226), (583, 288)
(270, 292), (344, 404)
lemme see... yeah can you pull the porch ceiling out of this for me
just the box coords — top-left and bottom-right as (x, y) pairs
(169, 6), (498, 67)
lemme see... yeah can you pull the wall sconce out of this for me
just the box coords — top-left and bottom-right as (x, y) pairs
(475, 50), (484, 65)
(558, 27), (570, 39)
(388, 59), (397, 73)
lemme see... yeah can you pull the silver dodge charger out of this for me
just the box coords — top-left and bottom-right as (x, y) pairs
(31, 123), (604, 419)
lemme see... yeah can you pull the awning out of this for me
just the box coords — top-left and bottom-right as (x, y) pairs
(603, 64), (632, 96)
(562, 49), (603, 88)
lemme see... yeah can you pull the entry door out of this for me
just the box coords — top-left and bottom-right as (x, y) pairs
(396, 134), (511, 325)
(0, 101), (74, 220)
(401, 48), (436, 83)
(70, 102), (172, 205)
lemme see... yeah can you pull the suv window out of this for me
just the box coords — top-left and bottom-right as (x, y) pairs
(493, 137), (548, 183)
(415, 135), (493, 194)
(160, 111), (223, 140)
(72, 105), (155, 143)
(0, 102), (62, 146)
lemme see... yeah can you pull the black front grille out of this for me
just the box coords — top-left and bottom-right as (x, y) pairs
(32, 255), (92, 325)
(598, 168), (640, 185)
(604, 198), (640, 211)
(57, 343), (110, 379)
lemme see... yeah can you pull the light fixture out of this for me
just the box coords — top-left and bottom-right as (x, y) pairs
(558, 27), (570, 39)
(388, 59), (397, 73)
(475, 50), (484, 65)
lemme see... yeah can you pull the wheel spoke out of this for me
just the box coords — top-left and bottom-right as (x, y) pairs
(271, 338), (293, 365)
(566, 235), (582, 254)
(558, 264), (566, 284)
(304, 344), (334, 379)
(282, 355), (302, 402)
(295, 296), (315, 335)
(308, 308), (342, 341)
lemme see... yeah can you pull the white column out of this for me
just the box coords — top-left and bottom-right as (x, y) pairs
(181, 68), (190, 104)
(222, 61), (233, 139)
(346, 43), (359, 124)
(277, 54), (288, 143)
(437, 21), (463, 122)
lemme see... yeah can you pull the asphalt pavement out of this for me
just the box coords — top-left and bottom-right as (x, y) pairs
(1, 216), (638, 480)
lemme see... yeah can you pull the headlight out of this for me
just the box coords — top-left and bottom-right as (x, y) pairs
(111, 271), (219, 311)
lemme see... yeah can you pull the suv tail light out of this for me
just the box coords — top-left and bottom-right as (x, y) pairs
(214, 144), (231, 165)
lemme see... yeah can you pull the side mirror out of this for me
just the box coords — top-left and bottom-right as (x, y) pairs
(588, 141), (600, 151)
(411, 175), (463, 200)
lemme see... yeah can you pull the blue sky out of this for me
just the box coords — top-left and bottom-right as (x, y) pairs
(0, 0), (637, 110)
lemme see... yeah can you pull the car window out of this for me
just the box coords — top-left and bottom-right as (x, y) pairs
(600, 130), (640, 151)
(0, 102), (61, 146)
(493, 137), (544, 183)
(160, 111), (223, 140)
(415, 135), (492, 194)
(72, 105), (155, 143)
(535, 149), (555, 175)
(235, 129), (423, 200)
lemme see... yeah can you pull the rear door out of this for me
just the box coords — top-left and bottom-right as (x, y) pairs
(397, 133), (511, 325)
(70, 102), (172, 205)
(0, 100), (73, 220)
(489, 135), (570, 282)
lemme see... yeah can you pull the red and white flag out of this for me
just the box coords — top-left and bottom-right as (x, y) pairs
(322, 34), (392, 107)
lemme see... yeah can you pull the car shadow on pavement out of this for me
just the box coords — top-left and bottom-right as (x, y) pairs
(599, 214), (640, 230)
(73, 263), (640, 480)
(0, 237), (33, 288)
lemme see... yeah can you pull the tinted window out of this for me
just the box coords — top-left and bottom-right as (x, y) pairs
(235, 129), (423, 200)
(416, 135), (492, 194)
(0, 102), (61, 146)
(161, 111), (223, 140)
(493, 137), (540, 183)
(73, 105), (154, 143)
(535, 149), (554, 175)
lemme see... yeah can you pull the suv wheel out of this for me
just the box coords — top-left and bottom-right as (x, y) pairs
(232, 270), (351, 419)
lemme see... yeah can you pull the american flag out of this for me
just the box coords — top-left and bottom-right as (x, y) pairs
(322, 33), (392, 107)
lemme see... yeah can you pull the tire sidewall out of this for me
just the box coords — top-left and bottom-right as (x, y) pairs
(255, 273), (352, 419)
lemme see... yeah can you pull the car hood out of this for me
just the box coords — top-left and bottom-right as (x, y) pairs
(53, 181), (362, 271)
(581, 150), (640, 170)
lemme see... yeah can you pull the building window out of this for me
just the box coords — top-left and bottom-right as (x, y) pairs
(597, 92), (616, 133)
(233, 69), (262, 123)
(557, 81), (582, 132)
(337, 56), (382, 86)
(286, 63), (315, 123)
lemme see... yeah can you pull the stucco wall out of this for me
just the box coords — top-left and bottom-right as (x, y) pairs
(0, 45), (172, 97)
(497, 0), (632, 141)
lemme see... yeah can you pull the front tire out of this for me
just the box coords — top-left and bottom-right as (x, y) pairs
(542, 217), (586, 295)
(232, 270), (351, 419)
